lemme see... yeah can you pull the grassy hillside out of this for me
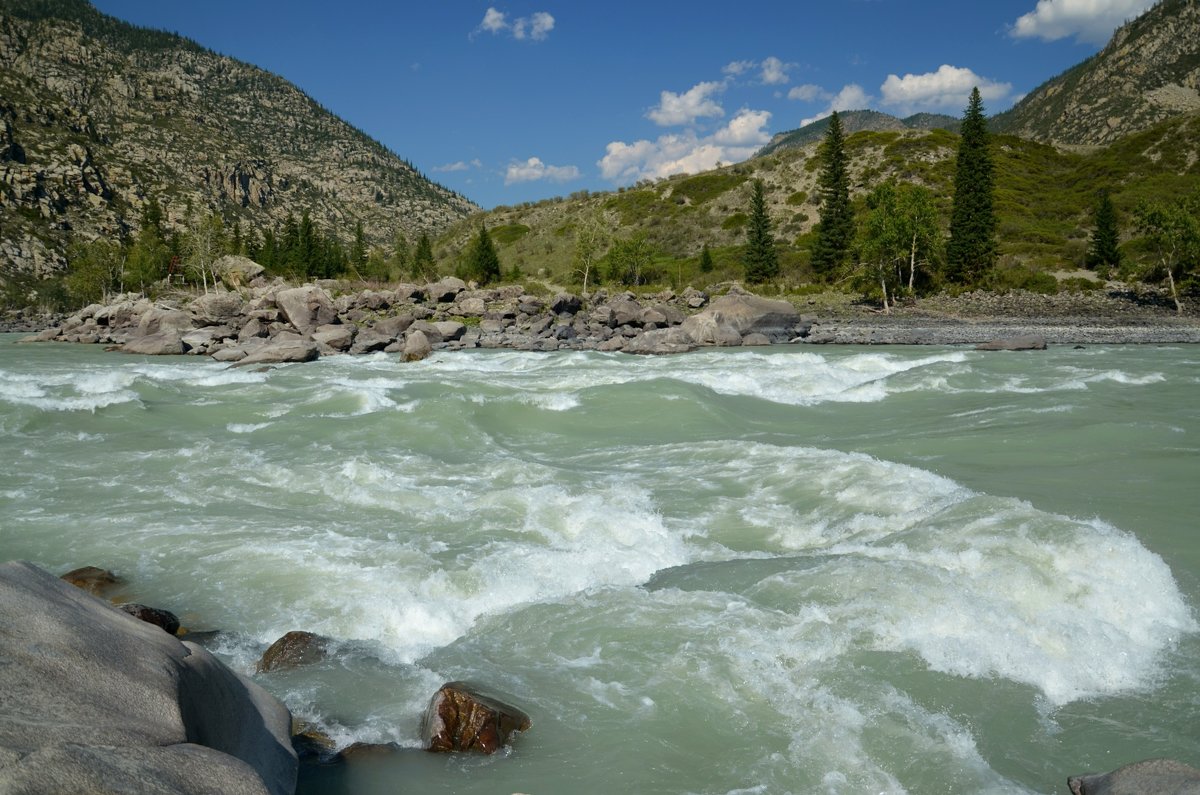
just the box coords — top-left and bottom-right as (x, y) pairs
(433, 113), (1200, 292)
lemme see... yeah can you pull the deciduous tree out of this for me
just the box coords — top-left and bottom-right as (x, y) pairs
(1134, 191), (1200, 314)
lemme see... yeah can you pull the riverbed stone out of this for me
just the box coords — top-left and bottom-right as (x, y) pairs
(234, 339), (320, 366)
(0, 561), (296, 795)
(275, 286), (336, 335)
(257, 631), (330, 673)
(60, 565), (121, 596)
(422, 682), (531, 754)
(118, 603), (181, 635)
(976, 334), (1048, 351)
(1068, 758), (1200, 794)
(403, 330), (433, 362)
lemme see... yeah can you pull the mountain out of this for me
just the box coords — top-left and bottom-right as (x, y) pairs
(756, 110), (960, 157)
(0, 0), (477, 278)
(992, 0), (1200, 145)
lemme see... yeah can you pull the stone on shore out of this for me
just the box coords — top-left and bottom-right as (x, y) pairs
(275, 286), (336, 335)
(1068, 758), (1200, 794)
(403, 330), (433, 362)
(682, 293), (800, 344)
(422, 682), (531, 754)
(215, 255), (265, 288)
(976, 334), (1048, 351)
(233, 338), (320, 367)
(122, 329), (185, 355)
(0, 561), (296, 795)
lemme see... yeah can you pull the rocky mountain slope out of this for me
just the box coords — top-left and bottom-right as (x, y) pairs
(756, 110), (960, 157)
(0, 0), (477, 278)
(992, 0), (1200, 145)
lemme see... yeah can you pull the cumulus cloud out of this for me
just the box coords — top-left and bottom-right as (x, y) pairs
(646, 81), (726, 126)
(473, 7), (555, 41)
(1009, 0), (1155, 45)
(504, 157), (581, 185)
(879, 65), (1012, 115)
(760, 56), (790, 85)
(800, 84), (872, 127)
(722, 60), (756, 76)
(598, 108), (773, 184)
(787, 83), (825, 102)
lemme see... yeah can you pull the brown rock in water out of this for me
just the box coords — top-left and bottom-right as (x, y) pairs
(60, 566), (121, 596)
(257, 631), (330, 673)
(422, 682), (531, 754)
(290, 721), (338, 763)
(338, 742), (402, 762)
(118, 603), (181, 635)
(1068, 758), (1200, 794)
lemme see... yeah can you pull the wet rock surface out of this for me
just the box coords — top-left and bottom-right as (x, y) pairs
(422, 682), (531, 754)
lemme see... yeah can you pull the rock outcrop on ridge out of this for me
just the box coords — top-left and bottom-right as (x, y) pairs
(0, 560), (297, 795)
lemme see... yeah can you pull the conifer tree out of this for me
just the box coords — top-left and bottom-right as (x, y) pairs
(1086, 190), (1121, 271)
(699, 243), (714, 273)
(743, 180), (779, 283)
(811, 111), (854, 277)
(465, 225), (501, 284)
(946, 88), (997, 284)
(350, 220), (367, 267)
(412, 232), (436, 280)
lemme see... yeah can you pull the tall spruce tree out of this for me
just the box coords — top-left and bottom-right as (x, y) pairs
(811, 111), (854, 277)
(699, 243), (714, 273)
(946, 87), (997, 284)
(465, 225), (501, 284)
(412, 232), (436, 280)
(743, 180), (779, 283)
(1085, 190), (1121, 271)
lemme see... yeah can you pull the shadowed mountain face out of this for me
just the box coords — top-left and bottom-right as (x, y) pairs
(992, 0), (1200, 146)
(0, 0), (477, 277)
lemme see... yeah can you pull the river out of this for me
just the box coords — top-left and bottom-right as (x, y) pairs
(1, 335), (1197, 794)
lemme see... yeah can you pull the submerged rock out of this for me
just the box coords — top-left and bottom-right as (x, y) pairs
(59, 565), (121, 596)
(422, 682), (531, 754)
(257, 631), (330, 673)
(1068, 758), (1200, 794)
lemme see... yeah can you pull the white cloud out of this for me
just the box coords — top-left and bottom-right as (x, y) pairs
(598, 108), (773, 184)
(474, 7), (555, 42)
(1010, 0), (1155, 45)
(787, 83), (825, 102)
(879, 65), (1011, 115)
(505, 157), (581, 185)
(760, 56), (790, 85)
(432, 159), (482, 173)
(800, 84), (872, 127)
(722, 60), (756, 76)
(646, 81), (726, 126)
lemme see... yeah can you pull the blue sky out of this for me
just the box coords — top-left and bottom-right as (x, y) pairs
(90, 0), (1156, 209)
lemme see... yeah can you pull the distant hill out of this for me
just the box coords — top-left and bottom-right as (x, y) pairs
(756, 110), (960, 157)
(436, 115), (1199, 286)
(992, 0), (1200, 145)
(0, 0), (477, 278)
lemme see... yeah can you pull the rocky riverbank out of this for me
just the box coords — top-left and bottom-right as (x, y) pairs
(11, 257), (1200, 355)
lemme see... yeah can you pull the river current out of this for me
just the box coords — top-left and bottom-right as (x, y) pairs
(1, 334), (1197, 794)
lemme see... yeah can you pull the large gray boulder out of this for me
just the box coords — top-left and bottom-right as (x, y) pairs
(681, 293), (799, 345)
(190, 291), (245, 327)
(233, 338), (320, 367)
(214, 255), (265, 288)
(976, 334), (1048, 351)
(274, 286), (336, 335)
(1068, 758), (1200, 794)
(122, 330), (185, 356)
(0, 561), (296, 795)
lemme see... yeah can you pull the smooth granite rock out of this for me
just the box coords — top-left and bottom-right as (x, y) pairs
(0, 561), (296, 795)
(1068, 758), (1200, 794)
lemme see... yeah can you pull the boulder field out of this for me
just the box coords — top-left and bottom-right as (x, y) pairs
(0, 561), (297, 795)
(23, 262), (812, 362)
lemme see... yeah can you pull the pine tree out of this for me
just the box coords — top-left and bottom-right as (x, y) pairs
(743, 180), (778, 283)
(465, 225), (501, 284)
(946, 87), (997, 284)
(699, 244), (714, 273)
(350, 220), (367, 267)
(412, 232), (436, 280)
(811, 111), (854, 277)
(1086, 190), (1121, 271)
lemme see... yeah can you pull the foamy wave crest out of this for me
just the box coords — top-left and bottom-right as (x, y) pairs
(0, 367), (139, 411)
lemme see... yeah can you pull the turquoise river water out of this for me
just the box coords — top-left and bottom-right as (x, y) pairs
(1, 334), (1197, 794)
